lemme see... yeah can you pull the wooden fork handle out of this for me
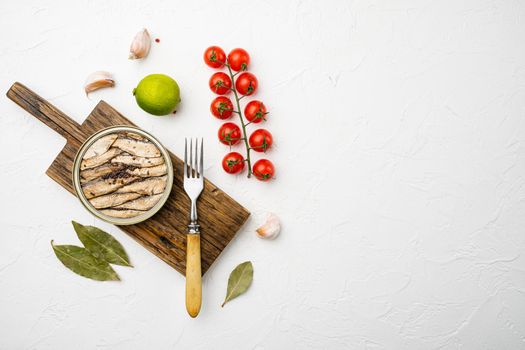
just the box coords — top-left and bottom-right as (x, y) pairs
(185, 234), (202, 317)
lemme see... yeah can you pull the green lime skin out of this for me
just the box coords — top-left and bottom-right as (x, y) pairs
(133, 74), (181, 116)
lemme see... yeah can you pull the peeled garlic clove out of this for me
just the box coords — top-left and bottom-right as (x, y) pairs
(129, 28), (151, 60)
(84, 71), (115, 95)
(256, 213), (280, 239)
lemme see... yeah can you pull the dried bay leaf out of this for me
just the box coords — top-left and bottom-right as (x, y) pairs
(72, 221), (132, 267)
(51, 241), (120, 281)
(221, 261), (253, 307)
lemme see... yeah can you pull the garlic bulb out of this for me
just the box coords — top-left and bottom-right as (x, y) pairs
(84, 71), (115, 95)
(129, 28), (151, 60)
(256, 213), (280, 239)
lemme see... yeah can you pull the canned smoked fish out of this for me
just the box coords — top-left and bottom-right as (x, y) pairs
(72, 126), (173, 225)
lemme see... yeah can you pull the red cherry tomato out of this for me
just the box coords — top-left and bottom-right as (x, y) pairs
(249, 129), (273, 152)
(227, 48), (250, 71)
(235, 72), (258, 96)
(252, 159), (274, 181)
(210, 96), (234, 119)
(204, 46), (226, 68)
(222, 152), (245, 174)
(218, 122), (242, 146)
(244, 101), (267, 123)
(209, 72), (232, 95)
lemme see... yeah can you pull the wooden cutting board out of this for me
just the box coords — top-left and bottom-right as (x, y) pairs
(6, 82), (250, 275)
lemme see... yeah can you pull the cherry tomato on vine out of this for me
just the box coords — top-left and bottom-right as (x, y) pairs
(227, 48), (250, 71)
(218, 122), (242, 146)
(204, 46), (226, 68)
(235, 72), (258, 96)
(249, 129), (273, 152)
(252, 159), (275, 181)
(209, 72), (232, 95)
(222, 152), (245, 174)
(244, 101), (267, 123)
(210, 96), (234, 119)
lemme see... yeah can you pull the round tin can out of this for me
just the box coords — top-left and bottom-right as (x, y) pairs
(72, 126), (173, 225)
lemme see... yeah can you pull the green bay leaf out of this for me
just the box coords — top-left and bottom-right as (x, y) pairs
(51, 241), (120, 281)
(72, 221), (132, 267)
(221, 261), (253, 307)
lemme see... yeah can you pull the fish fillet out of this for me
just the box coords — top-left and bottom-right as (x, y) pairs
(83, 134), (118, 159)
(100, 209), (143, 218)
(81, 148), (122, 170)
(80, 163), (123, 183)
(82, 176), (139, 199)
(119, 132), (146, 141)
(111, 154), (164, 168)
(89, 192), (142, 209)
(113, 194), (163, 211)
(126, 164), (167, 177)
(113, 137), (161, 157)
(115, 176), (167, 195)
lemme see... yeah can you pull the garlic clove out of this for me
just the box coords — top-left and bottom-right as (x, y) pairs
(84, 71), (115, 95)
(129, 28), (151, 60)
(256, 213), (280, 239)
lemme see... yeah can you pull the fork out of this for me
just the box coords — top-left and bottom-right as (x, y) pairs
(183, 138), (204, 318)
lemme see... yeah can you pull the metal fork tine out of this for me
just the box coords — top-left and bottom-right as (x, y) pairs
(191, 137), (197, 178)
(194, 138), (198, 178)
(189, 138), (193, 178)
(199, 138), (204, 178)
(184, 138), (188, 178)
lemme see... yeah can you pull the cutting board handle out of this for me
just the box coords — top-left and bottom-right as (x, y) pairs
(6, 82), (84, 142)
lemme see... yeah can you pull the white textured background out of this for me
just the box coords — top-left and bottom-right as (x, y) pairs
(1, 0), (525, 349)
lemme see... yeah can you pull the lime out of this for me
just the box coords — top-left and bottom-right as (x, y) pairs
(133, 74), (181, 116)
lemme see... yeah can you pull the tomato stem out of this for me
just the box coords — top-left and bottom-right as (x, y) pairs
(226, 63), (252, 178)
(223, 108), (240, 115)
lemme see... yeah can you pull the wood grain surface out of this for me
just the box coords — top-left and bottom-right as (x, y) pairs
(6, 82), (250, 275)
